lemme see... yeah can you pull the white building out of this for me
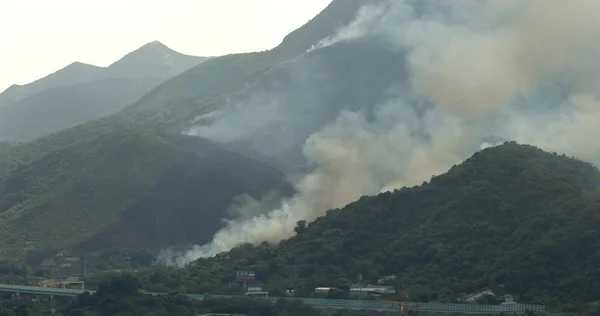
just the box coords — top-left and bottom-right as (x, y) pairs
(349, 285), (396, 297)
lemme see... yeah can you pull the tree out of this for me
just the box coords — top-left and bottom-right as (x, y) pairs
(294, 221), (307, 234)
(96, 274), (141, 297)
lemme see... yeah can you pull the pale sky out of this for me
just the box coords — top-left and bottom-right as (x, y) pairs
(0, 0), (332, 92)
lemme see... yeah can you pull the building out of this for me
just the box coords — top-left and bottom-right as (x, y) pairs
(314, 287), (337, 295)
(349, 285), (396, 297)
(245, 286), (269, 298)
(501, 294), (517, 305)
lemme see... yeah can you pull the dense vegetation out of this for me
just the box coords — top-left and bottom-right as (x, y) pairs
(0, 275), (322, 316)
(0, 261), (32, 285)
(0, 130), (292, 259)
(132, 143), (600, 312)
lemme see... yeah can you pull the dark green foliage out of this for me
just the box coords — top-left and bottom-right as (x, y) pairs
(149, 143), (600, 311)
(94, 275), (140, 299)
(0, 261), (31, 284)
(51, 276), (320, 316)
(0, 130), (291, 258)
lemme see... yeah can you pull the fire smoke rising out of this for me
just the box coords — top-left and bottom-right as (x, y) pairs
(158, 0), (600, 266)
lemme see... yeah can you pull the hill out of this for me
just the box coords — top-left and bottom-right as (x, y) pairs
(152, 143), (600, 311)
(0, 130), (292, 260)
(0, 41), (207, 141)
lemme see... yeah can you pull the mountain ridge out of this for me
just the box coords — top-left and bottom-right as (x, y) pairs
(0, 41), (207, 107)
(0, 0), (368, 176)
(0, 41), (209, 141)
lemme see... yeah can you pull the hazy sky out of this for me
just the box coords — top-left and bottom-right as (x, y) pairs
(0, 0), (332, 92)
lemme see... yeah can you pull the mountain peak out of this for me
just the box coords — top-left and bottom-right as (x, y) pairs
(137, 40), (174, 53)
(106, 41), (205, 79)
(147, 40), (166, 46)
(117, 41), (178, 61)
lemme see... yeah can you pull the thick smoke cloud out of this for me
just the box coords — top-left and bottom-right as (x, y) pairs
(158, 0), (600, 266)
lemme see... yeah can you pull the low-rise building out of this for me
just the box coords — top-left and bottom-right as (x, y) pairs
(314, 287), (337, 295)
(349, 285), (396, 297)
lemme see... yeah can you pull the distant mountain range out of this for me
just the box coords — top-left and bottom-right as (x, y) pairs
(0, 41), (207, 142)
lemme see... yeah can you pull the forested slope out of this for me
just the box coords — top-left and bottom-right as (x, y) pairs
(149, 143), (600, 311)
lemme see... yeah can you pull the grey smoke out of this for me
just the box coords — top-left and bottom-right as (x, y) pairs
(159, 0), (600, 266)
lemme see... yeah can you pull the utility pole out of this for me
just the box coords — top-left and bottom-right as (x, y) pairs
(402, 282), (405, 300)
(358, 274), (363, 295)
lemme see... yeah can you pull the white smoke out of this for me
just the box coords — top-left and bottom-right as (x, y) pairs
(160, 98), (474, 265)
(159, 0), (600, 266)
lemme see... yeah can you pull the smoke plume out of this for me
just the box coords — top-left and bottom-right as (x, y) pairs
(158, 0), (600, 266)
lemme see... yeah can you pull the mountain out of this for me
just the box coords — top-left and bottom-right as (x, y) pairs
(105, 41), (207, 79)
(188, 37), (408, 171)
(0, 41), (206, 106)
(152, 143), (600, 311)
(0, 130), (292, 259)
(0, 79), (162, 142)
(0, 0), (376, 176)
(0, 41), (207, 141)
(0, 62), (103, 107)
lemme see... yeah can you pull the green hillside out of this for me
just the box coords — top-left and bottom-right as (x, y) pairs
(149, 143), (600, 312)
(0, 130), (292, 259)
